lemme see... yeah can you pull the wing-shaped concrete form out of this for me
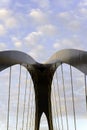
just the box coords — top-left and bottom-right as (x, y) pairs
(0, 50), (38, 71)
(46, 49), (87, 74)
(0, 49), (87, 130)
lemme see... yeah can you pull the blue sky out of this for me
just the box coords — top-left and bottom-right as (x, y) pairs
(0, 0), (87, 62)
(0, 0), (87, 130)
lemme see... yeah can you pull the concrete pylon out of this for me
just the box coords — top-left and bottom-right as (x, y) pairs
(0, 49), (87, 130)
(29, 64), (55, 130)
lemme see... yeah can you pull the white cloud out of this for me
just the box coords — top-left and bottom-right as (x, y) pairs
(0, 43), (6, 50)
(78, 0), (87, 7)
(14, 41), (22, 48)
(68, 20), (81, 31)
(38, 0), (50, 9)
(76, 1), (87, 18)
(58, 11), (70, 19)
(0, 24), (6, 36)
(53, 37), (84, 50)
(24, 24), (58, 47)
(24, 31), (43, 46)
(58, 11), (75, 23)
(32, 0), (50, 9)
(79, 7), (87, 16)
(12, 36), (22, 48)
(0, 0), (10, 3)
(37, 24), (58, 36)
(0, 8), (11, 20)
(23, 23), (59, 62)
(0, 0), (11, 7)
(53, 42), (60, 49)
(29, 45), (44, 60)
(54, 0), (74, 8)
(0, 8), (18, 29)
(29, 9), (49, 24)
(5, 17), (18, 28)
(57, 11), (82, 32)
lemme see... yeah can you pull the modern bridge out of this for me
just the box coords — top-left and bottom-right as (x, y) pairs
(0, 49), (87, 130)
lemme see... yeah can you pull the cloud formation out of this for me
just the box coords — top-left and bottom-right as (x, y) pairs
(0, 24), (6, 36)
(24, 31), (43, 46)
(53, 36), (84, 50)
(0, 43), (6, 50)
(29, 9), (49, 25)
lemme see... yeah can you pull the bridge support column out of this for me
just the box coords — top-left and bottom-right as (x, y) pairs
(29, 65), (54, 130)
(34, 97), (53, 130)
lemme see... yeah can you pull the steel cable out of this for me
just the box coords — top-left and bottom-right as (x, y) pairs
(52, 79), (60, 130)
(7, 67), (12, 130)
(16, 65), (21, 130)
(84, 74), (87, 109)
(22, 70), (28, 130)
(26, 78), (32, 130)
(61, 64), (69, 130)
(70, 65), (77, 130)
(29, 91), (33, 130)
(55, 64), (64, 130)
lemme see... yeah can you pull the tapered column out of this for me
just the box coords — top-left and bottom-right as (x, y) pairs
(29, 64), (54, 130)
(45, 94), (53, 130)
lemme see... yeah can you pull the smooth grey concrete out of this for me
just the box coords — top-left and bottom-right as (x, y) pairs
(0, 49), (87, 130)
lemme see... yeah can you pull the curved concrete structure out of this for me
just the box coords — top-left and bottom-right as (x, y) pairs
(46, 49), (87, 74)
(0, 49), (87, 130)
(0, 50), (38, 71)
